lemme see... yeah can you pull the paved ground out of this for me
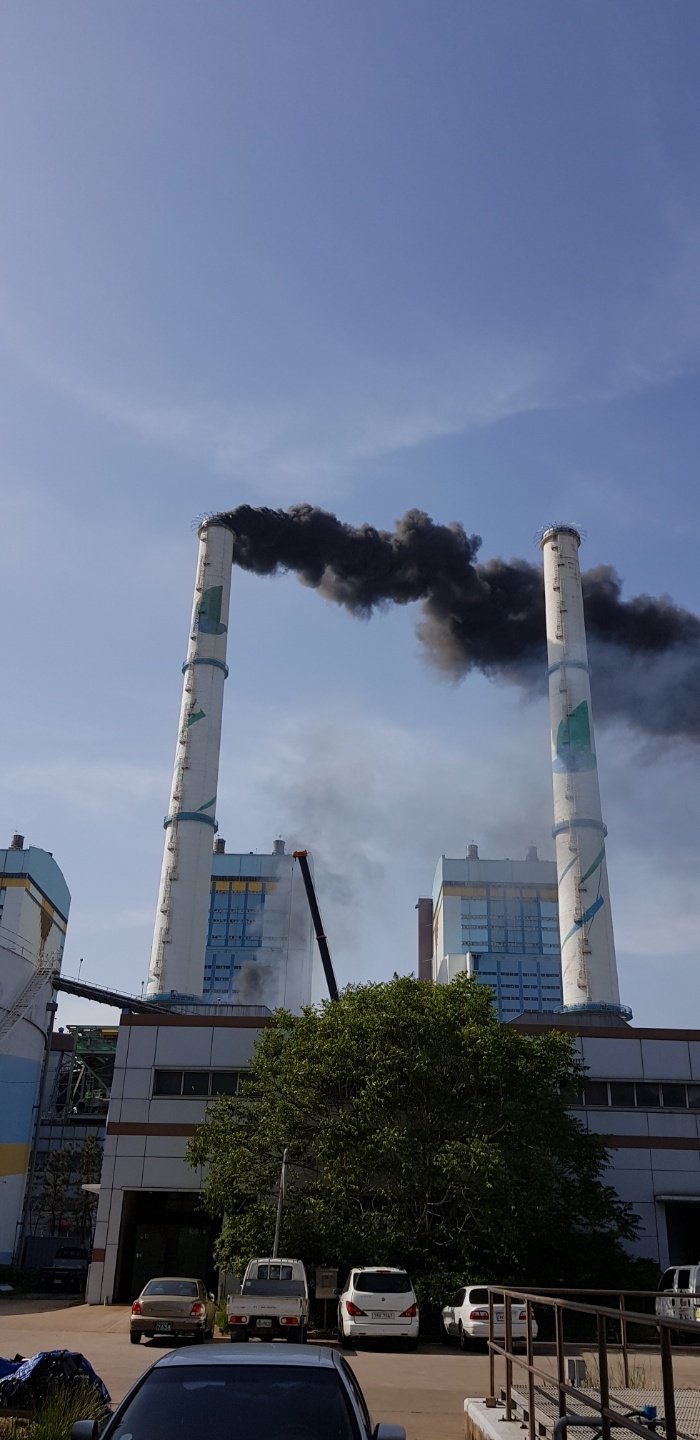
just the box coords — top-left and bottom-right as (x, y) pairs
(1, 1298), (700, 1440)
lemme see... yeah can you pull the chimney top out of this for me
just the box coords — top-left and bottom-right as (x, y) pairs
(466, 843), (479, 860)
(9, 833), (24, 851)
(525, 844), (539, 862)
(213, 837), (226, 854)
(272, 838), (285, 855)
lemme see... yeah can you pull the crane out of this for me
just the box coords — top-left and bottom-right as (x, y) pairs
(292, 851), (339, 1001)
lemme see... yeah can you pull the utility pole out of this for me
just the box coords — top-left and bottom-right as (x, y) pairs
(272, 1147), (288, 1258)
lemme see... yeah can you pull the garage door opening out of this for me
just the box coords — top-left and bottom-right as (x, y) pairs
(114, 1191), (218, 1302)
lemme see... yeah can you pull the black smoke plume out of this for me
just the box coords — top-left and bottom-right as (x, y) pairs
(215, 505), (700, 741)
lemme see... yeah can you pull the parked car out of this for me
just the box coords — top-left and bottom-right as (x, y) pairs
(70, 1341), (406, 1440)
(655, 1264), (700, 1326)
(227, 1257), (310, 1343)
(40, 1246), (89, 1292)
(440, 1285), (538, 1350)
(337, 1267), (419, 1349)
(130, 1277), (217, 1344)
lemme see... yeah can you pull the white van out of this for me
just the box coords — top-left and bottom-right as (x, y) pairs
(655, 1264), (700, 1325)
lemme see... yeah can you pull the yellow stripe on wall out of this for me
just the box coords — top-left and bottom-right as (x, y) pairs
(0, 1143), (31, 1177)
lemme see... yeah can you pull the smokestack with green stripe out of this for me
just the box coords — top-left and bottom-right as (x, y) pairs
(540, 525), (629, 1018)
(146, 518), (234, 998)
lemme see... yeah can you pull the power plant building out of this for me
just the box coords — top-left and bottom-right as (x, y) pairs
(204, 841), (316, 1012)
(430, 846), (563, 1019)
(0, 836), (70, 1264)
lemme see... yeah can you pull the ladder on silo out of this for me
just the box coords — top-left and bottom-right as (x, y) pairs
(0, 951), (58, 1048)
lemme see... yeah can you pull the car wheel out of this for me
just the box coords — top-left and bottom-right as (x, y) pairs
(339, 1329), (351, 1350)
(299, 1326), (307, 1344)
(130, 1332), (140, 1345)
(459, 1323), (470, 1352)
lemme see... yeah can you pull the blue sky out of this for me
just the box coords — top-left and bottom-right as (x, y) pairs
(2, 1), (700, 1027)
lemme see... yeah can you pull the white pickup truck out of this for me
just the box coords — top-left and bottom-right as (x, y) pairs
(228, 1257), (310, 1343)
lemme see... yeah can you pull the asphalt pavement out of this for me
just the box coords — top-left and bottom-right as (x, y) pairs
(1, 1298), (700, 1440)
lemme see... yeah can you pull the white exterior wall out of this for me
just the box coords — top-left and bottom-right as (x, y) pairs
(567, 1030), (700, 1267)
(148, 522), (234, 998)
(0, 848), (69, 1264)
(541, 527), (621, 1012)
(87, 1017), (265, 1304)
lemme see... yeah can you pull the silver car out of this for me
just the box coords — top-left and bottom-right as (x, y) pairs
(71, 1343), (405, 1440)
(130, 1277), (217, 1344)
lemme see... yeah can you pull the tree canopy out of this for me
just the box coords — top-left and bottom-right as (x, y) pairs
(188, 976), (641, 1307)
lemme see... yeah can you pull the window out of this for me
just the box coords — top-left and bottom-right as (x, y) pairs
(582, 1081), (609, 1106)
(354, 1272), (412, 1294)
(662, 1083), (687, 1108)
(153, 1069), (246, 1098)
(636, 1082), (661, 1108)
(109, 1366), (358, 1440)
(211, 1071), (242, 1096)
(688, 1086), (700, 1110)
(609, 1082), (636, 1107)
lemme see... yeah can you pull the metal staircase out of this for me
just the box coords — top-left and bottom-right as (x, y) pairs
(0, 950), (57, 1047)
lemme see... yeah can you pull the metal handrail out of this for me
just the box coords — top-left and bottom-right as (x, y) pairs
(487, 1286), (695, 1440)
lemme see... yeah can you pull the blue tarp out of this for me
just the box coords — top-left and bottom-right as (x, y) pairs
(0, 1350), (110, 1408)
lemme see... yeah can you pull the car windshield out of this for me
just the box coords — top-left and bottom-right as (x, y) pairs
(354, 1272), (412, 1294)
(142, 1280), (198, 1297)
(109, 1364), (360, 1440)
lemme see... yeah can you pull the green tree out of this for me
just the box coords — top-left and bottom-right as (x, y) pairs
(72, 1135), (101, 1240)
(188, 976), (640, 1309)
(37, 1149), (74, 1236)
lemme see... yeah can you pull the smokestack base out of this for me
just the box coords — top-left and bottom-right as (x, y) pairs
(562, 1000), (633, 1023)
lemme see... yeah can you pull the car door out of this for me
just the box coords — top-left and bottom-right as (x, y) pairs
(449, 1288), (466, 1336)
(676, 1267), (693, 1324)
(656, 1267), (676, 1321)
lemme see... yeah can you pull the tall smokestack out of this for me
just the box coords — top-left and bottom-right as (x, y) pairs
(540, 525), (629, 1018)
(146, 519), (234, 998)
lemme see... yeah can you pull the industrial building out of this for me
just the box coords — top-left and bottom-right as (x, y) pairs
(76, 515), (700, 1295)
(86, 1009), (267, 1303)
(203, 839), (316, 1011)
(20, 1025), (117, 1272)
(425, 844), (563, 1019)
(0, 835), (70, 1265)
(518, 1013), (700, 1265)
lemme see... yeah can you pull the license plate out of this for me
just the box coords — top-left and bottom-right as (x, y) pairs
(495, 1311), (504, 1322)
(256, 1318), (272, 1327)
(371, 1311), (394, 1319)
(154, 1322), (173, 1333)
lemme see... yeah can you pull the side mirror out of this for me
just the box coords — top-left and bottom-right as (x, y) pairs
(334, 1288), (341, 1297)
(71, 1423), (98, 1440)
(373, 1427), (406, 1440)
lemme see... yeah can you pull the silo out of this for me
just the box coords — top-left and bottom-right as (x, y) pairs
(0, 839), (70, 1263)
